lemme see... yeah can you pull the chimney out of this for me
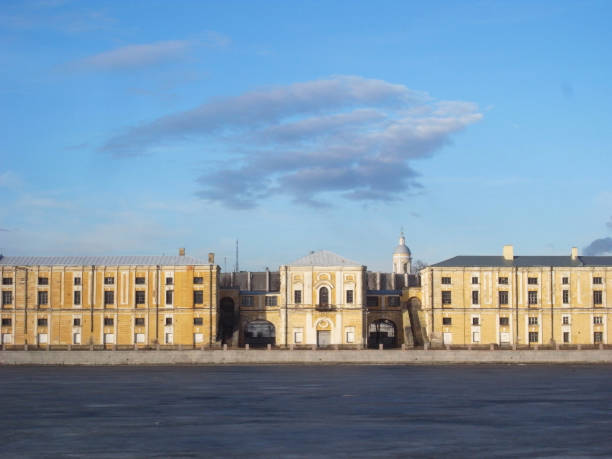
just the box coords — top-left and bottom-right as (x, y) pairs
(571, 247), (578, 260)
(178, 248), (185, 256)
(503, 245), (514, 261)
(265, 267), (270, 292)
(208, 252), (215, 264)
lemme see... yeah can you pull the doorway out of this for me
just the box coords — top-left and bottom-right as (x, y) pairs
(317, 330), (331, 347)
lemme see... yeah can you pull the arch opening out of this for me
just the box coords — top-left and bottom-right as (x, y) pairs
(368, 319), (397, 349)
(244, 320), (276, 348)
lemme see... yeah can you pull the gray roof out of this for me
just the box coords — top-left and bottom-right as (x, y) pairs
(394, 244), (411, 255)
(288, 250), (362, 267)
(432, 255), (612, 268)
(0, 255), (209, 267)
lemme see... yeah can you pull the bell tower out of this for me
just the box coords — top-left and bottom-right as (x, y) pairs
(392, 231), (411, 274)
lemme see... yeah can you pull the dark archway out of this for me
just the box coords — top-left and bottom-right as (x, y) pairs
(368, 319), (397, 349)
(219, 297), (235, 345)
(319, 286), (329, 306)
(244, 320), (275, 348)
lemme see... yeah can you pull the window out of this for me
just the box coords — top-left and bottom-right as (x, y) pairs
(472, 331), (480, 343)
(2, 291), (13, 305)
(193, 291), (203, 305)
(104, 291), (114, 305)
(104, 277), (114, 285)
(135, 318), (145, 326)
(2, 277), (13, 285)
(74, 277), (81, 286)
(441, 291), (451, 305)
(319, 287), (329, 305)
(528, 316), (538, 325)
(104, 318), (114, 326)
(593, 290), (603, 305)
(73, 318), (81, 326)
(528, 291), (538, 305)
(593, 277), (603, 284)
(2, 318), (11, 326)
(594, 332), (603, 343)
(166, 277), (173, 285)
(527, 277), (538, 285)
(594, 316), (603, 325)
(165, 317), (172, 326)
(193, 277), (204, 284)
(73, 290), (81, 305)
(241, 295), (253, 306)
(346, 290), (354, 304)
(442, 317), (452, 325)
(441, 277), (451, 285)
(165, 290), (173, 305)
(563, 332), (570, 343)
(529, 332), (539, 343)
(472, 277), (479, 284)
(135, 277), (145, 285)
(193, 317), (203, 325)
(388, 296), (400, 307)
(265, 296), (277, 306)
(104, 333), (115, 344)
(294, 290), (302, 304)
(562, 277), (569, 284)
(38, 291), (48, 305)
(135, 291), (146, 305)
(38, 277), (48, 285)
(73, 333), (81, 345)
(500, 317), (509, 326)
(562, 316), (569, 325)
(135, 333), (145, 344)
(499, 291), (508, 305)
(345, 327), (355, 344)
(367, 296), (379, 307)
(498, 277), (508, 285)
(563, 290), (569, 304)
(472, 290), (479, 305)
(294, 329), (303, 344)
(37, 318), (48, 326)
(472, 317), (479, 326)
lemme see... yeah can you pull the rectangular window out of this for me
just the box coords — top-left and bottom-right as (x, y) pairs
(73, 318), (81, 326)
(441, 277), (451, 285)
(442, 317), (452, 325)
(193, 317), (203, 325)
(104, 333), (115, 344)
(74, 276), (81, 286)
(38, 291), (48, 305)
(346, 290), (354, 304)
(104, 291), (114, 305)
(294, 329), (303, 344)
(529, 332), (539, 343)
(593, 290), (603, 305)
(37, 318), (48, 326)
(38, 277), (48, 285)
(104, 318), (114, 326)
(294, 290), (302, 304)
(241, 295), (254, 306)
(594, 316), (603, 325)
(345, 327), (355, 344)
(2, 318), (11, 326)
(528, 291), (537, 305)
(472, 317), (479, 326)
(562, 277), (569, 284)
(165, 317), (172, 326)
(527, 277), (538, 285)
(2, 291), (13, 305)
(441, 291), (451, 305)
(104, 277), (114, 285)
(563, 332), (570, 343)
(498, 277), (508, 285)
(499, 291), (508, 305)
(2, 277), (13, 285)
(472, 290), (479, 305)
(472, 331), (480, 343)
(193, 277), (204, 284)
(135, 277), (145, 285)
(265, 296), (277, 306)
(500, 317), (509, 326)
(165, 290), (173, 305)
(594, 332), (603, 343)
(388, 296), (400, 307)
(135, 318), (145, 326)
(73, 333), (81, 345)
(367, 296), (379, 307)
(193, 291), (203, 305)
(135, 291), (146, 305)
(528, 316), (538, 325)
(562, 316), (569, 325)
(563, 290), (569, 304)
(165, 277), (173, 285)
(593, 277), (603, 284)
(73, 290), (81, 305)
(472, 277), (479, 284)
(135, 333), (145, 344)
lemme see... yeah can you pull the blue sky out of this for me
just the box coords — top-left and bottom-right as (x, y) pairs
(1, 0), (612, 271)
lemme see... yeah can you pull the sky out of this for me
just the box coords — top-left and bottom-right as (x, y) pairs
(1, 0), (612, 271)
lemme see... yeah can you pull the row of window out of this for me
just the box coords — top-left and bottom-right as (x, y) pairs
(0, 316), (206, 328)
(441, 290), (604, 306)
(0, 275), (208, 286)
(0, 290), (212, 306)
(441, 316), (604, 326)
(441, 276), (602, 285)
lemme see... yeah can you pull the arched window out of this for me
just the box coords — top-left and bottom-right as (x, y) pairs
(403, 263), (408, 273)
(319, 287), (329, 305)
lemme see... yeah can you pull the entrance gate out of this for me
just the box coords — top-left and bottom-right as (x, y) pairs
(368, 319), (397, 349)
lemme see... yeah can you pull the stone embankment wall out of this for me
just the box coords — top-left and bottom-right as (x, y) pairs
(3, 349), (612, 365)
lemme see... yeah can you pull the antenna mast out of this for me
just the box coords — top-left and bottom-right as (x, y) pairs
(235, 239), (239, 273)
